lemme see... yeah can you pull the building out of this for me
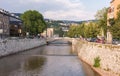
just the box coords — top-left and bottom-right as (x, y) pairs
(0, 8), (22, 38)
(0, 9), (11, 38)
(108, 0), (120, 19)
(107, 0), (120, 43)
(41, 28), (54, 38)
(60, 23), (70, 32)
(59, 22), (78, 32)
(9, 14), (22, 37)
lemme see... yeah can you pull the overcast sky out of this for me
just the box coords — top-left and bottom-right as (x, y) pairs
(0, 0), (111, 21)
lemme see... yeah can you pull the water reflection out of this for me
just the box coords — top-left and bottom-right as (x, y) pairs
(24, 56), (46, 71)
(0, 40), (100, 76)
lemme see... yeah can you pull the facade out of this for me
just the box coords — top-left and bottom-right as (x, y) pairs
(59, 23), (70, 32)
(9, 15), (22, 37)
(0, 8), (22, 38)
(0, 9), (10, 38)
(107, 0), (120, 43)
(108, 0), (120, 19)
(41, 28), (54, 38)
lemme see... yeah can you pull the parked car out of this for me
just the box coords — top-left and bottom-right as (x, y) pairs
(90, 38), (97, 42)
(96, 38), (105, 44)
(112, 39), (120, 45)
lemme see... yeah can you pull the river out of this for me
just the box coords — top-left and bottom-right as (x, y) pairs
(0, 40), (100, 76)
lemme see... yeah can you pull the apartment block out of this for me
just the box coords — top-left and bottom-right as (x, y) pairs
(108, 0), (120, 19)
(0, 8), (22, 38)
(107, 0), (120, 43)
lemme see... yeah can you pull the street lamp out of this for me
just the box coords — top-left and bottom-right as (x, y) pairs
(46, 21), (48, 39)
(0, 21), (3, 39)
(46, 27), (47, 39)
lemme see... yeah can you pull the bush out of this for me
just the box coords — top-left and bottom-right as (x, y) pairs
(93, 56), (101, 67)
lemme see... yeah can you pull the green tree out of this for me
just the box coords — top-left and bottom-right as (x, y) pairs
(21, 10), (46, 35)
(59, 29), (64, 37)
(109, 4), (120, 39)
(85, 22), (99, 38)
(95, 7), (108, 37)
(77, 24), (84, 37)
(67, 25), (78, 38)
(67, 22), (99, 38)
(110, 23), (120, 39)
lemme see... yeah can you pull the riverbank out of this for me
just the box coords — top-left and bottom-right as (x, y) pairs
(72, 38), (120, 76)
(80, 57), (117, 76)
(0, 38), (46, 57)
(0, 40), (86, 76)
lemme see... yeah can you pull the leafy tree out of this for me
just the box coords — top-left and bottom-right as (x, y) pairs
(110, 23), (120, 39)
(21, 10), (46, 35)
(95, 7), (108, 37)
(67, 7), (108, 39)
(59, 27), (64, 37)
(77, 24), (84, 37)
(67, 25), (77, 38)
(85, 23), (99, 38)
(109, 4), (120, 39)
(67, 22), (99, 38)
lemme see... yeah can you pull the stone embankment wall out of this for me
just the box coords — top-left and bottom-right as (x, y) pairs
(72, 38), (120, 75)
(0, 39), (46, 57)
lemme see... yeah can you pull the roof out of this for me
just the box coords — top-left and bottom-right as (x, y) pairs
(0, 8), (21, 20)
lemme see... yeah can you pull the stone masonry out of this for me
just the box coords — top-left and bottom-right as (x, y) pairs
(0, 39), (46, 57)
(72, 38), (120, 75)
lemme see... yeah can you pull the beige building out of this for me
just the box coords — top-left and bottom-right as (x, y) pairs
(108, 0), (120, 19)
(107, 0), (120, 43)
(41, 28), (54, 38)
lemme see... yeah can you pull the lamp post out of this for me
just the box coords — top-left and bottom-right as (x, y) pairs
(0, 21), (3, 39)
(46, 26), (47, 39)
(106, 8), (113, 44)
(46, 21), (49, 39)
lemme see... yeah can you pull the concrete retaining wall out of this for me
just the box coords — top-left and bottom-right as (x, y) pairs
(72, 38), (120, 75)
(0, 39), (46, 57)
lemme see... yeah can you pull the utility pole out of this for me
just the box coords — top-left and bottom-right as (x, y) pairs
(107, 10), (113, 44)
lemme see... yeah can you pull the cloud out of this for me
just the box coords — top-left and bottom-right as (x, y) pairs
(40, 0), (95, 20)
(0, 0), (95, 20)
(44, 10), (95, 21)
(19, 0), (46, 4)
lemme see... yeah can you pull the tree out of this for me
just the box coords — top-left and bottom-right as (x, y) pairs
(95, 7), (108, 37)
(67, 22), (99, 38)
(67, 25), (77, 38)
(109, 4), (120, 40)
(59, 27), (64, 37)
(84, 22), (99, 38)
(110, 23), (120, 39)
(21, 10), (46, 35)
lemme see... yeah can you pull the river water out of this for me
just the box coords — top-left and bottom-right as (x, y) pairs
(0, 40), (100, 76)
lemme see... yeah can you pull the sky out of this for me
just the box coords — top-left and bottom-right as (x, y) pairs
(0, 0), (111, 21)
